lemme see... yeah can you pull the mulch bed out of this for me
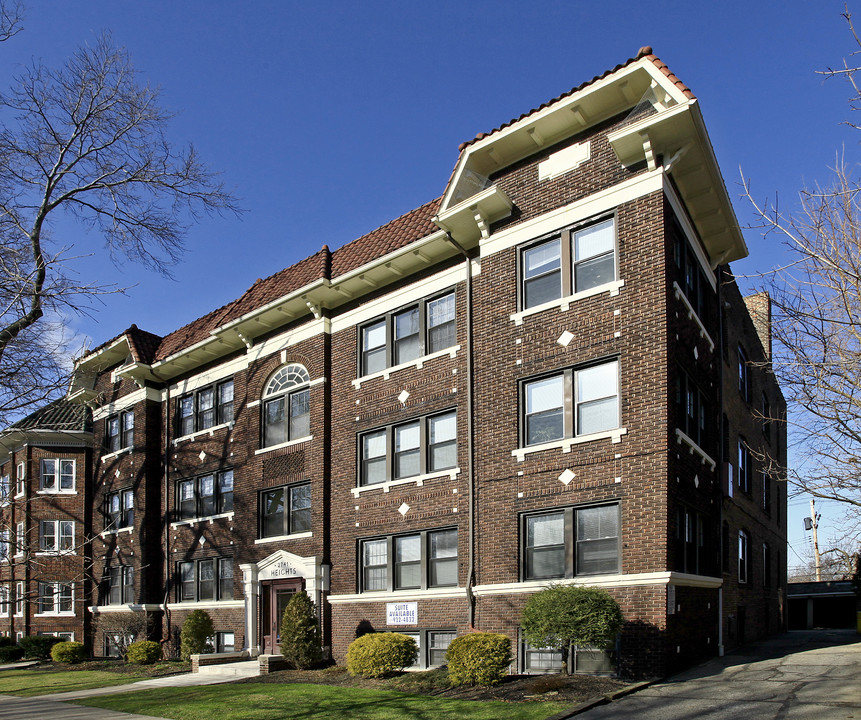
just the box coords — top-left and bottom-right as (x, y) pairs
(238, 667), (628, 704)
(17, 660), (191, 678)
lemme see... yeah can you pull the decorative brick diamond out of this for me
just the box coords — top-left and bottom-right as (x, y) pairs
(198, 537), (206, 545)
(558, 468), (575, 485)
(694, 475), (700, 489)
(398, 503), (410, 516)
(199, 451), (207, 462)
(398, 390), (410, 405)
(557, 330), (574, 347)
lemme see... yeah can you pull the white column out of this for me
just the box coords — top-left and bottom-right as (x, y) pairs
(239, 563), (259, 656)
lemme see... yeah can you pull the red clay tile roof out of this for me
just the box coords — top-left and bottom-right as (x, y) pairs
(8, 398), (92, 433)
(151, 199), (442, 362)
(457, 47), (694, 152)
(126, 325), (163, 365)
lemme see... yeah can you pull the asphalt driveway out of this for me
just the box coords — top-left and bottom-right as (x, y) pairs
(584, 629), (860, 719)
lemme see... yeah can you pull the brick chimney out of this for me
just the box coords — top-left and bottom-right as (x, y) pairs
(743, 291), (772, 360)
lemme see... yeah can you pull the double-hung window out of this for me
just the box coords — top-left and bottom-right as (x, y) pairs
(37, 582), (73, 614)
(738, 346), (750, 402)
(262, 364), (311, 448)
(259, 482), (311, 538)
(521, 217), (616, 310)
(737, 439), (751, 494)
(675, 369), (709, 447)
(102, 566), (134, 605)
(359, 291), (456, 376)
(105, 410), (134, 453)
(360, 528), (458, 592)
(0, 530), (9, 562)
(398, 630), (456, 669)
(0, 474), (8, 505)
(177, 470), (233, 521)
(522, 361), (619, 446)
(360, 411), (457, 486)
(106, 489), (134, 530)
(39, 520), (74, 553)
(176, 379), (234, 437)
(15, 462), (25, 496)
(177, 558), (233, 602)
(39, 459), (75, 492)
(523, 504), (619, 580)
(738, 530), (749, 584)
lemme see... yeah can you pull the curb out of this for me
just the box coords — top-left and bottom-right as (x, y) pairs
(545, 677), (662, 720)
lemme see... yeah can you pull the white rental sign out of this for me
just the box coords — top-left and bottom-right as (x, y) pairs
(386, 602), (417, 625)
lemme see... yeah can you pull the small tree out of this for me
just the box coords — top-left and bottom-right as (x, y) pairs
(93, 611), (149, 659)
(279, 591), (322, 669)
(521, 585), (623, 675)
(180, 609), (214, 661)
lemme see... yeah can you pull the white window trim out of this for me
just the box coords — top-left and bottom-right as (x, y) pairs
(254, 435), (313, 456)
(254, 531), (313, 545)
(512, 428), (627, 462)
(510, 280), (625, 326)
(37, 520), (76, 555)
(14, 581), (23, 617)
(353, 345), (461, 389)
(172, 420), (235, 446)
(674, 429), (717, 470)
(164, 600), (244, 611)
(36, 582), (75, 616)
(328, 587), (468, 604)
(39, 459), (76, 494)
(672, 282), (715, 352)
(351, 467), (461, 497)
(170, 511), (235, 529)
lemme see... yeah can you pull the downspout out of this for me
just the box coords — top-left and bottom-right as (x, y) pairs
(441, 232), (477, 627)
(717, 265), (725, 657)
(162, 382), (172, 653)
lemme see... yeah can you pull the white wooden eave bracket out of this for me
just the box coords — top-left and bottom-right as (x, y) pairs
(236, 330), (253, 350)
(639, 130), (657, 171)
(304, 299), (322, 320)
(473, 207), (490, 240)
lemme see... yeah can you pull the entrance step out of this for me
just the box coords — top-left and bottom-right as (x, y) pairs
(195, 659), (261, 678)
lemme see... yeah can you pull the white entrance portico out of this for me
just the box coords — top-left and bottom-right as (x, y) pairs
(239, 550), (329, 655)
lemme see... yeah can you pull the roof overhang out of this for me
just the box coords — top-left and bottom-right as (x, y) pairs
(441, 56), (746, 266)
(0, 428), (92, 459)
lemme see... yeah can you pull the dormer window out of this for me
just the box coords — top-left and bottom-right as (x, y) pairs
(262, 364), (311, 447)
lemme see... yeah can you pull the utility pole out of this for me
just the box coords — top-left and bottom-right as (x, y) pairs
(810, 498), (822, 582)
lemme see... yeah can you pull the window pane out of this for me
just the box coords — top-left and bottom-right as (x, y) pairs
(430, 529), (458, 587)
(219, 558), (233, 599)
(179, 480), (195, 519)
(199, 475), (215, 516)
(574, 219), (614, 261)
(180, 563), (195, 601)
(60, 460), (75, 489)
(362, 430), (387, 485)
(394, 308), (420, 364)
(430, 413), (456, 444)
(577, 362), (617, 403)
(218, 381), (234, 424)
(218, 470), (234, 513)
(198, 559), (215, 600)
(429, 631), (455, 667)
(289, 389), (310, 439)
(180, 396), (194, 435)
(576, 505), (619, 574)
(40, 521), (55, 551)
(41, 459), (56, 489)
(363, 321), (387, 375)
(395, 535), (421, 589)
(524, 240), (562, 308)
(394, 422), (421, 478)
(577, 363), (619, 435)
(59, 521), (73, 550)
(262, 489), (284, 537)
(58, 584), (72, 613)
(363, 539), (388, 591)
(264, 398), (287, 447)
(198, 388), (215, 429)
(574, 253), (615, 292)
(428, 294), (456, 352)
(524, 239), (561, 278)
(527, 513), (565, 579)
(290, 484), (312, 533)
(526, 376), (564, 445)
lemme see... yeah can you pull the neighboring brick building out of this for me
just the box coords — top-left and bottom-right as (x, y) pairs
(60, 48), (786, 677)
(0, 400), (93, 643)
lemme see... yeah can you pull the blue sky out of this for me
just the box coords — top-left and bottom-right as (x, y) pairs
(10, 0), (858, 568)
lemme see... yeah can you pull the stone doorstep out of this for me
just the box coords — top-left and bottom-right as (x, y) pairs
(195, 660), (261, 677)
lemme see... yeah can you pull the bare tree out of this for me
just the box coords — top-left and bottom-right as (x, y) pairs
(0, 0), (22, 43)
(744, 6), (861, 521)
(0, 29), (239, 423)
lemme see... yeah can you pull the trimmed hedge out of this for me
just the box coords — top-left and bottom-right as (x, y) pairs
(180, 610), (214, 661)
(51, 641), (86, 664)
(18, 635), (61, 660)
(346, 632), (417, 678)
(127, 640), (162, 664)
(446, 633), (512, 686)
(0, 645), (23, 662)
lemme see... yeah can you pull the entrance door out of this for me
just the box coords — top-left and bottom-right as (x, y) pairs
(261, 579), (303, 654)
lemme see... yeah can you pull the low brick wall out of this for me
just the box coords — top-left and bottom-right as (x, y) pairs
(259, 654), (287, 674)
(190, 650), (250, 672)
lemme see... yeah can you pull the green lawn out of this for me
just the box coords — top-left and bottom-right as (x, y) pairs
(0, 668), (151, 696)
(76, 682), (569, 720)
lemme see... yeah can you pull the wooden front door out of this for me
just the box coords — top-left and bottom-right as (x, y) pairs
(261, 579), (303, 654)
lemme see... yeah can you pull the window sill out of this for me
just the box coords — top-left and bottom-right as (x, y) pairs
(100, 446), (133, 462)
(34, 612), (75, 617)
(255, 435), (313, 456)
(164, 600), (244, 611)
(36, 489), (76, 495)
(171, 511), (235, 528)
(674, 429), (717, 470)
(672, 282), (715, 352)
(510, 280), (625, 326)
(254, 531), (313, 545)
(35, 551), (77, 557)
(512, 428), (627, 461)
(172, 421), (235, 446)
(13, 492), (24, 500)
(351, 467), (460, 497)
(353, 345), (461, 389)
(328, 587), (468, 604)
(100, 527), (134, 538)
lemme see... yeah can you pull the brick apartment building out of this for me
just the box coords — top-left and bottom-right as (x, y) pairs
(4, 48), (787, 678)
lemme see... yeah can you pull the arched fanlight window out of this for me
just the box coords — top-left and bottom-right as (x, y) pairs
(262, 364), (311, 447)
